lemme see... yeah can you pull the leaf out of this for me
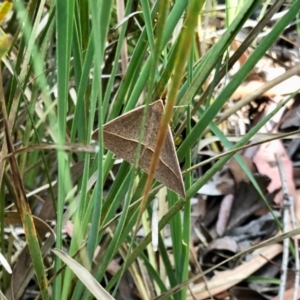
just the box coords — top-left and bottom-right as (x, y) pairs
(0, 1), (13, 60)
(96, 100), (185, 198)
(52, 249), (115, 300)
(0, 70), (49, 299)
(0, 0), (13, 25)
(0, 251), (12, 274)
(0, 32), (11, 59)
(190, 244), (283, 300)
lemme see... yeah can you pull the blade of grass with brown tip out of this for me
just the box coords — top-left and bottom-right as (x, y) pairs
(139, 0), (204, 217)
(0, 70), (49, 299)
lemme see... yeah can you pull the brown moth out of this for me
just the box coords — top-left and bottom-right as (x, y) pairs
(94, 100), (185, 198)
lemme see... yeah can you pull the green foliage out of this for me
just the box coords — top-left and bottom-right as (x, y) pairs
(1, 0), (300, 299)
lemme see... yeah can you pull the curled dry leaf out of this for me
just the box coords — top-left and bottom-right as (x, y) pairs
(93, 100), (185, 198)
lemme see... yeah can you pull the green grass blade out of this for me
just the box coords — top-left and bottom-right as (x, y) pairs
(177, 0), (300, 160)
(54, 1), (75, 298)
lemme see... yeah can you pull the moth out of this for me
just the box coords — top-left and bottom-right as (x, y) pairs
(93, 100), (185, 199)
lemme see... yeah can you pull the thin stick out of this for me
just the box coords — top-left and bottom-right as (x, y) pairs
(275, 154), (291, 300)
(276, 152), (300, 300)
(284, 171), (300, 300)
(290, 196), (300, 300)
(151, 198), (159, 252)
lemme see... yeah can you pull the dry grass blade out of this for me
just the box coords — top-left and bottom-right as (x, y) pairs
(0, 69), (49, 299)
(0, 251), (12, 274)
(52, 249), (115, 300)
(0, 290), (7, 300)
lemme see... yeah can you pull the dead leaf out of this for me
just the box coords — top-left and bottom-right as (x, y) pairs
(230, 287), (269, 300)
(116, 271), (140, 300)
(225, 174), (272, 233)
(231, 72), (300, 100)
(294, 168), (300, 188)
(203, 236), (239, 268)
(253, 139), (296, 205)
(248, 252), (282, 293)
(232, 80), (266, 100)
(271, 286), (300, 300)
(95, 100), (185, 198)
(216, 194), (234, 237)
(4, 211), (55, 239)
(227, 156), (257, 186)
(231, 38), (249, 66)
(228, 212), (280, 244)
(5, 213), (56, 300)
(197, 170), (235, 196)
(38, 160), (88, 220)
(202, 198), (221, 228)
(187, 244), (283, 300)
(279, 98), (300, 130)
